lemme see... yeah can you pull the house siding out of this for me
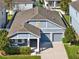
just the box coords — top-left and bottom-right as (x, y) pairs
(69, 5), (79, 35)
(0, 8), (7, 28)
(28, 19), (65, 42)
(13, 4), (33, 11)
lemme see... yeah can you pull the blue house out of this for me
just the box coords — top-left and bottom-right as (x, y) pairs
(69, 1), (79, 35)
(0, 0), (7, 28)
(8, 7), (66, 53)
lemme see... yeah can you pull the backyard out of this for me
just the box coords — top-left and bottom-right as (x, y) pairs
(0, 55), (41, 59)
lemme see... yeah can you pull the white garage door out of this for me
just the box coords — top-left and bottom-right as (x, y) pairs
(53, 33), (63, 42)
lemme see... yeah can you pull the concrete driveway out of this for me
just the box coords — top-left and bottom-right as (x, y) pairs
(39, 42), (68, 59)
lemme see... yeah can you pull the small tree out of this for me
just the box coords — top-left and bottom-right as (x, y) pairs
(0, 30), (8, 50)
(60, 0), (71, 14)
(64, 26), (76, 43)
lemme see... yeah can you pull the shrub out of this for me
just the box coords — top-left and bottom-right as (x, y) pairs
(64, 26), (76, 43)
(0, 30), (9, 50)
(4, 47), (19, 55)
(19, 46), (31, 55)
(62, 37), (69, 43)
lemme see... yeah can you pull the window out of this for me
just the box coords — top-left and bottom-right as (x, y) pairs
(10, 39), (15, 43)
(18, 39), (22, 42)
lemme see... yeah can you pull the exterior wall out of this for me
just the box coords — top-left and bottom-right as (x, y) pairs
(0, 8), (7, 28)
(28, 19), (65, 42)
(28, 19), (63, 29)
(44, 0), (61, 8)
(10, 33), (38, 46)
(69, 5), (79, 35)
(13, 3), (33, 11)
(71, 0), (77, 2)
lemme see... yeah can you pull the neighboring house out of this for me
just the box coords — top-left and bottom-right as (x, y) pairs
(8, 7), (66, 53)
(13, 0), (34, 11)
(0, 0), (7, 28)
(69, 1), (79, 35)
(44, 0), (61, 8)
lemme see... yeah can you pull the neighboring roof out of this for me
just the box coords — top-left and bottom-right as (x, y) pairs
(8, 7), (66, 37)
(13, 0), (34, 4)
(70, 1), (79, 12)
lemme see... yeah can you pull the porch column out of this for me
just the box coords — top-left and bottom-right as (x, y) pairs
(54, 1), (56, 8)
(37, 38), (40, 52)
(27, 38), (30, 47)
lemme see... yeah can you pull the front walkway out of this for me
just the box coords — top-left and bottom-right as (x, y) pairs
(39, 42), (68, 59)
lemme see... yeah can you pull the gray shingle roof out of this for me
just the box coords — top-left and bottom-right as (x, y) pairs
(8, 7), (66, 37)
(70, 1), (79, 12)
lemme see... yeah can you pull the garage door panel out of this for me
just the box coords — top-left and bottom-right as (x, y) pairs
(53, 33), (63, 42)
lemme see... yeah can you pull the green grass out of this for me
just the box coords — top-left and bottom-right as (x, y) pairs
(0, 55), (41, 59)
(64, 43), (79, 59)
(7, 15), (13, 21)
(64, 15), (71, 24)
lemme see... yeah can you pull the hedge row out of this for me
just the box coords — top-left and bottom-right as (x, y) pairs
(4, 46), (31, 55)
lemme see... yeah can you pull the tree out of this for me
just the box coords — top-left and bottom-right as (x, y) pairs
(64, 26), (76, 43)
(60, 0), (71, 14)
(0, 30), (8, 50)
(4, 0), (12, 10)
(35, 0), (44, 7)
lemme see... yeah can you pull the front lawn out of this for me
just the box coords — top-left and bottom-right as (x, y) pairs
(0, 55), (41, 59)
(64, 43), (79, 59)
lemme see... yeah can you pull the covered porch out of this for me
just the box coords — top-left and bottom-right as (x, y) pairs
(10, 34), (40, 53)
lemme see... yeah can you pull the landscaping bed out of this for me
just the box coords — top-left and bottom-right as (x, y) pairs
(64, 43), (79, 59)
(0, 55), (41, 59)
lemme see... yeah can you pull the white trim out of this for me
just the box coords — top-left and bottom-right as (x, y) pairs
(37, 38), (40, 52)
(27, 19), (65, 29)
(27, 38), (30, 47)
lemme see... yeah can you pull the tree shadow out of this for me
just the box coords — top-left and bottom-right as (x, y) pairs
(40, 31), (53, 52)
